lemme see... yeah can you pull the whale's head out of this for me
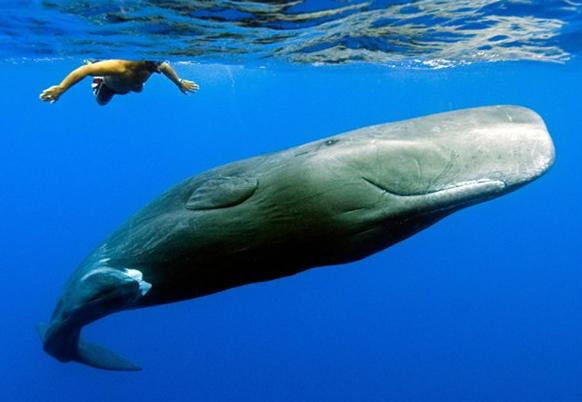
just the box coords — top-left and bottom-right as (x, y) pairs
(283, 106), (554, 257)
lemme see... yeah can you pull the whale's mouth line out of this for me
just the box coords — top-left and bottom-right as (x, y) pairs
(361, 176), (507, 198)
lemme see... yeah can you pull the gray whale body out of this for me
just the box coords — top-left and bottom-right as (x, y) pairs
(41, 106), (555, 371)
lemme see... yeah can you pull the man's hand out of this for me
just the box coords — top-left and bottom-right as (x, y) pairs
(179, 79), (199, 94)
(39, 85), (64, 103)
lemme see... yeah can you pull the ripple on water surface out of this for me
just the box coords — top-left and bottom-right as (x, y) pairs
(1, 0), (581, 66)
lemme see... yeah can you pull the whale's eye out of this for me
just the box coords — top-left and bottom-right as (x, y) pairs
(325, 139), (339, 146)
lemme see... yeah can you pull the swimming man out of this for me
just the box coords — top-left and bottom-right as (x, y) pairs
(39, 60), (199, 105)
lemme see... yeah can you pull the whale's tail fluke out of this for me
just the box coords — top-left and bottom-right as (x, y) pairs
(75, 336), (142, 371)
(38, 322), (142, 371)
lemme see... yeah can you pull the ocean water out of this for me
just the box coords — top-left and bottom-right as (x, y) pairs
(1, 1), (582, 401)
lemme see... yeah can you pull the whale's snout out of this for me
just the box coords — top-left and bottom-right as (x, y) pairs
(386, 106), (555, 213)
(448, 105), (555, 190)
(364, 106), (554, 201)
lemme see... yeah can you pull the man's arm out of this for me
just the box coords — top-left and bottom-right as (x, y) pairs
(158, 62), (199, 94)
(39, 60), (131, 103)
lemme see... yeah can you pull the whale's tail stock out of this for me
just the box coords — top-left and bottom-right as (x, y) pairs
(37, 322), (142, 371)
(38, 266), (151, 371)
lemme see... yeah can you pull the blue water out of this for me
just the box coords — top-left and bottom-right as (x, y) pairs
(1, 1), (582, 401)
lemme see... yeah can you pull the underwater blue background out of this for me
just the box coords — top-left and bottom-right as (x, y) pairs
(0, 57), (581, 401)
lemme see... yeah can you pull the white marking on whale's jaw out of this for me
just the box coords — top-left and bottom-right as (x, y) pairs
(80, 267), (113, 282)
(80, 267), (152, 297)
(124, 268), (152, 296)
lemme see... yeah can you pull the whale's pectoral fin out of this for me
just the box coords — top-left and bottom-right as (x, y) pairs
(37, 322), (141, 371)
(186, 175), (258, 210)
(76, 338), (142, 371)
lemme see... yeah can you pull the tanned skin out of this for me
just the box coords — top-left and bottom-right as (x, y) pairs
(39, 59), (198, 103)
